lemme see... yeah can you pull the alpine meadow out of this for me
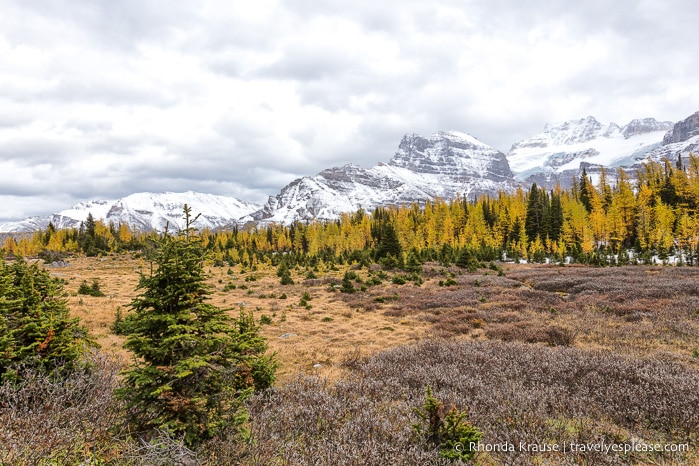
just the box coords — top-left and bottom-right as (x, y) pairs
(3, 1), (699, 463)
(2, 154), (699, 463)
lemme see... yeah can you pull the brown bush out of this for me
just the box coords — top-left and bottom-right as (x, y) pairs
(0, 351), (124, 465)
(238, 339), (699, 465)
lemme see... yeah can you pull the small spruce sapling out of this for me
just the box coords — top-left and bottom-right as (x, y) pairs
(413, 385), (482, 462)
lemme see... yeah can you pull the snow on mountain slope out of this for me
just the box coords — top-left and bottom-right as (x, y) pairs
(508, 116), (673, 180)
(0, 192), (261, 233)
(0, 200), (116, 233)
(104, 192), (261, 231)
(252, 131), (515, 224)
(389, 131), (512, 181)
(633, 111), (699, 167)
(3, 112), (698, 233)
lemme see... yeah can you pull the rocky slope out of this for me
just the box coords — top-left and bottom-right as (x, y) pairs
(663, 111), (699, 145)
(251, 131), (516, 224)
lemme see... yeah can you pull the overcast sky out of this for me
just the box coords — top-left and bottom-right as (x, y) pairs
(1, 0), (698, 222)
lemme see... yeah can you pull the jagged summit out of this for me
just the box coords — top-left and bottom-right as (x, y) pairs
(663, 111), (699, 145)
(508, 116), (673, 182)
(624, 118), (673, 138)
(388, 131), (512, 180)
(538, 116), (609, 145)
(250, 131), (516, 224)
(645, 112), (699, 164)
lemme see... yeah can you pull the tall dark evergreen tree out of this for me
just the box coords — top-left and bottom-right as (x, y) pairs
(372, 209), (403, 265)
(117, 205), (276, 447)
(525, 183), (546, 242)
(578, 167), (593, 213)
(660, 160), (677, 206)
(549, 192), (564, 241)
(80, 213), (98, 256)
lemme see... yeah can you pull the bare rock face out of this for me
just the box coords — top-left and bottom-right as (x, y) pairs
(623, 118), (673, 138)
(663, 112), (699, 145)
(389, 132), (513, 181)
(252, 131), (517, 224)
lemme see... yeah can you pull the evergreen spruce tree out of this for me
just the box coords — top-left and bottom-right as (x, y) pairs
(340, 271), (357, 293)
(549, 191), (564, 241)
(456, 248), (479, 272)
(439, 243), (454, 267)
(80, 213), (98, 256)
(117, 206), (276, 447)
(525, 183), (546, 242)
(277, 261), (294, 285)
(405, 249), (424, 274)
(0, 258), (92, 382)
(579, 167), (594, 213)
(374, 222), (403, 268)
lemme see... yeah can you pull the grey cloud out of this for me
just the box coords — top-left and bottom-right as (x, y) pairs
(0, 112), (32, 129)
(7, 0), (196, 51)
(33, 78), (182, 108)
(0, 138), (78, 165)
(0, 195), (75, 222)
(258, 48), (354, 81)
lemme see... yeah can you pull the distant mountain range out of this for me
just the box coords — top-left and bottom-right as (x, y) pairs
(509, 116), (672, 183)
(2, 111), (699, 233)
(0, 192), (261, 233)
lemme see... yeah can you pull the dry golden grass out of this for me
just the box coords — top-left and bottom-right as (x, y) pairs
(52, 257), (699, 385)
(52, 255), (429, 383)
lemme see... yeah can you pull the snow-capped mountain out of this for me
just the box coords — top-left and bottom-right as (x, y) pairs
(508, 116), (673, 185)
(0, 192), (261, 233)
(3, 111), (699, 233)
(251, 131), (515, 224)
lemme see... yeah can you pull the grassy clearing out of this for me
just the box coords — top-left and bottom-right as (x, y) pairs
(55, 255), (430, 382)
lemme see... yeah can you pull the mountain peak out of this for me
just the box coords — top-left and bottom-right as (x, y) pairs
(508, 115), (674, 180)
(623, 118), (673, 139)
(250, 130), (515, 224)
(541, 116), (605, 145)
(0, 192), (261, 233)
(388, 131), (511, 178)
(433, 130), (489, 147)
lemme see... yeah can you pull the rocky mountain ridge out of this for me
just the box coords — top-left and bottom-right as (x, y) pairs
(251, 131), (515, 224)
(3, 111), (699, 232)
(507, 116), (673, 182)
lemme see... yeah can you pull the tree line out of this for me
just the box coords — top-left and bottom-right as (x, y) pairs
(5, 155), (699, 266)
